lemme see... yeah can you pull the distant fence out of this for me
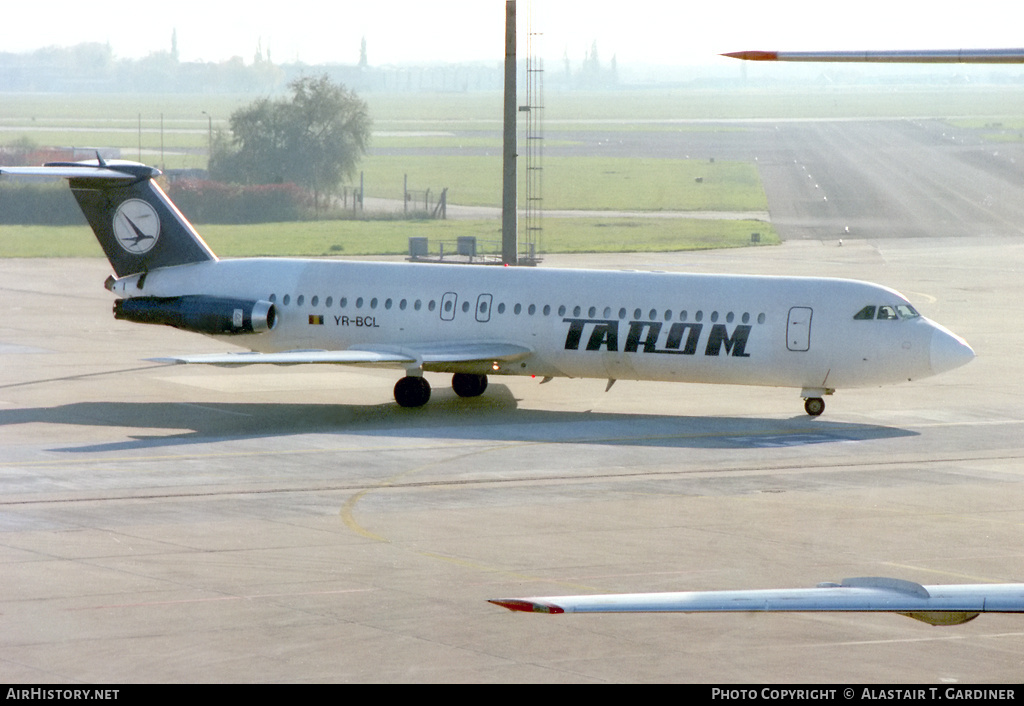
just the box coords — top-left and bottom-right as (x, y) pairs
(337, 174), (448, 220)
(404, 174), (447, 219)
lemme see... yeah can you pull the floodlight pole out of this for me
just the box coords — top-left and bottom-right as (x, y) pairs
(501, 0), (518, 265)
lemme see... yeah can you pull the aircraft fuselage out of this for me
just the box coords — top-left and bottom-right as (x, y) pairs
(107, 258), (972, 396)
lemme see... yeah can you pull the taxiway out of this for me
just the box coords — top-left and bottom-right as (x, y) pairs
(1, 232), (1021, 682)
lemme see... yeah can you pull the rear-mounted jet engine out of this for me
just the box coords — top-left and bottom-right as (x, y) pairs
(113, 296), (276, 335)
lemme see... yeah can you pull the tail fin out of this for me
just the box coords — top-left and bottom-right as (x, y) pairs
(1, 159), (216, 277)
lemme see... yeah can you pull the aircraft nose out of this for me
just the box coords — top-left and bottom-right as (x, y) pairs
(929, 323), (975, 375)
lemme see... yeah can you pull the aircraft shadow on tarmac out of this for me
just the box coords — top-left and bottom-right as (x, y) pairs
(0, 383), (917, 453)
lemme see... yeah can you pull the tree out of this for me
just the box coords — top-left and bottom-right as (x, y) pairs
(211, 75), (371, 214)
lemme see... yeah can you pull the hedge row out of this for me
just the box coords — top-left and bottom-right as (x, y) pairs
(0, 180), (312, 225)
(0, 183), (83, 225)
(165, 180), (312, 224)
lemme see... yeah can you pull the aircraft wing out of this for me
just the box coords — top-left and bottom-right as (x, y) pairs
(151, 342), (532, 368)
(490, 577), (1024, 626)
(722, 49), (1024, 63)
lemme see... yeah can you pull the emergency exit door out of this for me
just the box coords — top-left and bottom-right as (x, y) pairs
(787, 307), (812, 351)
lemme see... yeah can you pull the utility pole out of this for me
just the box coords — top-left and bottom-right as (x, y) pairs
(501, 0), (518, 265)
(201, 111), (213, 169)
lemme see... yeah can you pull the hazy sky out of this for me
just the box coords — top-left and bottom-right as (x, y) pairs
(3, 0), (1023, 67)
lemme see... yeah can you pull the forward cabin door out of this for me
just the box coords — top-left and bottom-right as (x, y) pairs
(787, 307), (813, 351)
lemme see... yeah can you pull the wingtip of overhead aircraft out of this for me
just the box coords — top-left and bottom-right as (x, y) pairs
(488, 599), (564, 614)
(489, 578), (1024, 625)
(721, 48), (1024, 64)
(721, 50), (778, 61)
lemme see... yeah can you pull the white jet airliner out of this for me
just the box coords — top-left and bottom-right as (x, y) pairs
(0, 158), (974, 415)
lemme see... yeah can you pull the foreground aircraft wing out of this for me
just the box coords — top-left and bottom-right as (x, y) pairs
(490, 577), (1024, 626)
(722, 49), (1024, 63)
(152, 342), (532, 368)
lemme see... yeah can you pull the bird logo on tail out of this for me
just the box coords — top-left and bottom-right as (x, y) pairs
(112, 199), (161, 254)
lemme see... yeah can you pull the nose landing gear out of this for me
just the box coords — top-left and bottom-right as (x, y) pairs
(803, 397), (825, 416)
(801, 387), (833, 417)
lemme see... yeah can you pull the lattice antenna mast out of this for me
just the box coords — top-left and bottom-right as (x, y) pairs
(521, 1), (544, 264)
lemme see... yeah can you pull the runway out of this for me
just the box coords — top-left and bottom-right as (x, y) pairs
(508, 117), (1024, 240)
(2, 230), (1023, 682)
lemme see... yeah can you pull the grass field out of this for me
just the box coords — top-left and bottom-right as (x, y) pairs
(5, 85), (1024, 164)
(0, 217), (777, 259)
(363, 155), (766, 211)
(1, 91), (770, 210)
(9, 83), (1016, 258)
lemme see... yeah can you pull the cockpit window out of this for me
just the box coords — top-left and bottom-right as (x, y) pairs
(854, 304), (922, 320)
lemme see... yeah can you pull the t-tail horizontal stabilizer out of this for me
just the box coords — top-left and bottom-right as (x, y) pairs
(0, 160), (216, 277)
(490, 577), (1024, 626)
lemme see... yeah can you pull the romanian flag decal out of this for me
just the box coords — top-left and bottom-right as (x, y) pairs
(309, 314), (324, 325)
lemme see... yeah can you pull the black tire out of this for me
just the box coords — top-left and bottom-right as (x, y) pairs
(804, 397), (825, 416)
(394, 376), (431, 407)
(452, 373), (488, 398)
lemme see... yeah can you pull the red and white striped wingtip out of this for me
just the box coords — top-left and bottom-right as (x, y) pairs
(722, 49), (1024, 63)
(721, 50), (779, 61)
(488, 599), (564, 614)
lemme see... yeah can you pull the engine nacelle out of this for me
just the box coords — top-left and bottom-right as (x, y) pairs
(113, 296), (277, 334)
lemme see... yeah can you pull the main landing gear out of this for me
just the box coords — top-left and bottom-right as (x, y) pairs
(393, 373), (489, 408)
(394, 375), (431, 408)
(452, 372), (488, 398)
